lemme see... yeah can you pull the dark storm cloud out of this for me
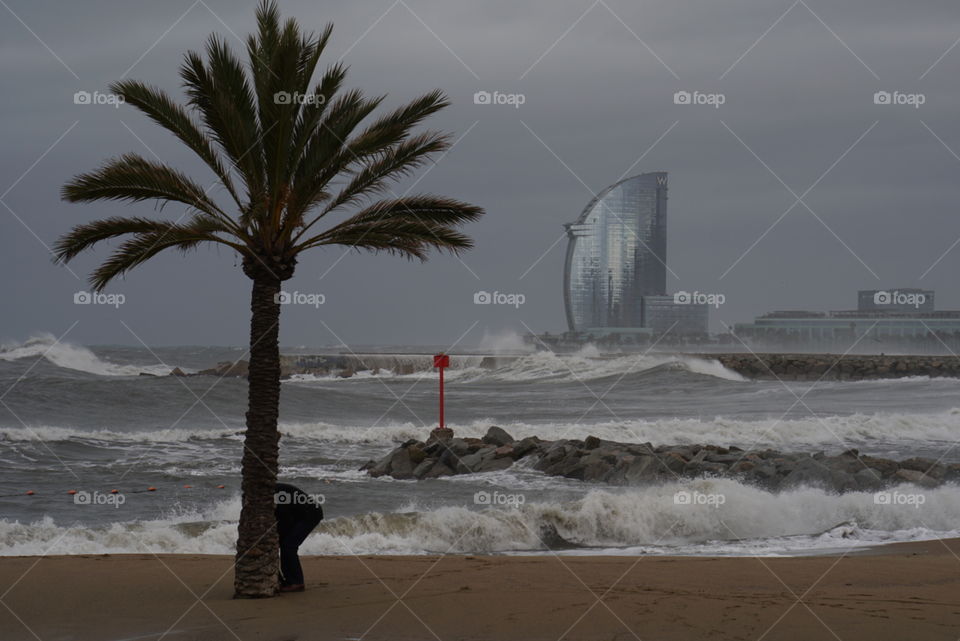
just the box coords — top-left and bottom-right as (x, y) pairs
(2, 0), (960, 348)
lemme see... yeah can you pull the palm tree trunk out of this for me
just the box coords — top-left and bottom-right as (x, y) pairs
(234, 270), (283, 598)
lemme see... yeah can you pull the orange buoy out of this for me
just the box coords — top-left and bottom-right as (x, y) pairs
(183, 484), (192, 489)
(147, 486), (157, 492)
(25, 490), (34, 495)
(67, 489), (77, 495)
(110, 489), (119, 494)
(216, 484), (225, 489)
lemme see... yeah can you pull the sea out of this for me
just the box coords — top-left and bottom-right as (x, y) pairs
(1, 333), (959, 558)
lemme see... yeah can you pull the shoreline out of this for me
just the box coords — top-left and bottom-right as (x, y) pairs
(2, 538), (958, 640)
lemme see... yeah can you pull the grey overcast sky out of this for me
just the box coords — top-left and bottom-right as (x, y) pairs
(2, 0), (960, 348)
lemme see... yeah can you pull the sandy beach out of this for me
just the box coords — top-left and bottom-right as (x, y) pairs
(2, 539), (959, 641)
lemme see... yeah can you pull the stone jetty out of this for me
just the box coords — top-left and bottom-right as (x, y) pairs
(361, 426), (959, 492)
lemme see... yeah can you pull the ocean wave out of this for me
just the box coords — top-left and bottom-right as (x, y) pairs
(449, 351), (745, 384)
(0, 334), (171, 377)
(283, 350), (745, 384)
(278, 410), (960, 449)
(5, 409), (960, 449)
(2, 479), (957, 556)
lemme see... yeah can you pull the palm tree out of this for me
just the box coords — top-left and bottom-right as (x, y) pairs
(54, 0), (483, 598)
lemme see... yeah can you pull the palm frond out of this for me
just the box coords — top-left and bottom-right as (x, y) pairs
(292, 132), (449, 244)
(284, 88), (383, 221)
(303, 218), (474, 260)
(88, 217), (242, 290)
(53, 216), (181, 264)
(296, 195), (482, 257)
(180, 42), (265, 205)
(109, 79), (242, 209)
(62, 153), (230, 222)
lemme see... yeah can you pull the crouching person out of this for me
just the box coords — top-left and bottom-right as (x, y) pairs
(274, 482), (324, 593)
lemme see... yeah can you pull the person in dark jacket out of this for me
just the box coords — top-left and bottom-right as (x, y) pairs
(274, 482), (324, 593)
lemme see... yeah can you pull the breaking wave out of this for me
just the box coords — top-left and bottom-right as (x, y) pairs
(0, 334), (171, 377)
(4, 409), (960, 450)
(2, 479), (957, 556)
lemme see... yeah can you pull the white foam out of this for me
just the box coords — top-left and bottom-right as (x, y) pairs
(0, 334), (171, 377)
(6, 408), (960, 450)
(454, 351), (745, 383)
(2, 481), (958, 557)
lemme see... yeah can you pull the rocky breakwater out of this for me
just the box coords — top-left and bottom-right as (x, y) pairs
(362, 426), (960, 492)
(709, 353), (960, 380)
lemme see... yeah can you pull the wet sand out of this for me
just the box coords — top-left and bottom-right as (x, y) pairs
(2, 539), (959, 641)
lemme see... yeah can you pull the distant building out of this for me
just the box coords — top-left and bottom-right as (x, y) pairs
(734, 288), (960, 349)
(642, 296), (710, 335)
(563, 172), (668, 331)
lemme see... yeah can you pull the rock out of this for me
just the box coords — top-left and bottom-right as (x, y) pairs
(685, 460), (729, 477)
(899, 457), (939, 475)
(426, 427), (454, 444)
(894, 468), (938, 487)
(407, 445), (426, 465)
(730, 460), (755, 474)
(623, 455), (660, 483)
(476, 456), (515, 473)
(412, 458), (434, 479)
(854, 467), (883, 490)
(168, 368), (187, 377)
(445, 438), (471, 456)
(860, 456), (899, 478)
(583, 435), (601, 450)
(482, 426), (515, 447)
(512, 437), (541, 459)
(662, 452), (687, 473)
(781, 457), (839, 489)
(388, 448), (414, 479)
(705, 453), (744, 464)
(494, 445), (514, 459)
(456, 450), (488, 474)
(423, 461), (454, 478)
(367, 446), (404, 478)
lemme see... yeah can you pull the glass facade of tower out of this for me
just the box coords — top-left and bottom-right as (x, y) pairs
(563, 172), (668, 331)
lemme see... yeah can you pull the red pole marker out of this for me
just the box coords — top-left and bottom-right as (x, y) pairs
(433, 353), (450, 429)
